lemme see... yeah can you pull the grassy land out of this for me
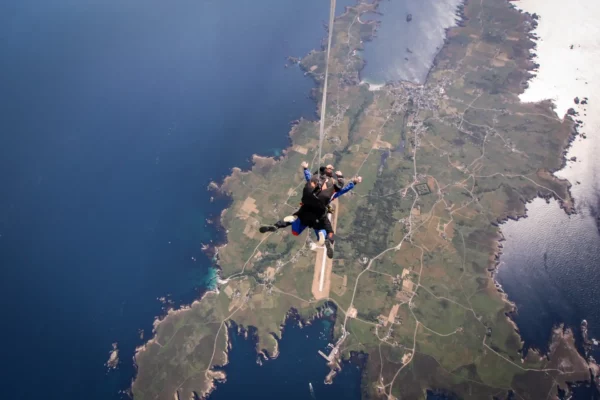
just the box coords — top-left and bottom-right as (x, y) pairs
(133, 1), (591, 399)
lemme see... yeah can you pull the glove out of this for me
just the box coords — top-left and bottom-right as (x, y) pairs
(353, 176), (362, 184)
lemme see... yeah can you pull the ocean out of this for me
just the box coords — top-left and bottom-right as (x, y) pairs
(0, 0), (354, 398)
(210, 313), (363, 400)
(0, 0), (493, 398)
(495, 0), (600, 361)
(360, 0), (463, 85)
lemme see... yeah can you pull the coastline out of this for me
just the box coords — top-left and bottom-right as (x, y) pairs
(210, 303), (365, 386)
(208, 305), (364, 400)
(211, 0), (584, 383)
(398, 0), (593, 394)
(132, 4), (382, 397)
(428, 0), (581, 357)
(209, 1), (381, 278)
(359, 2), (466, 88)
(490, 3), (600, 394)
(481, 0), (597, 368)
(360, 0), (466, 85)
(132, 289), (218, 356)
(492, 0), (595, 361)
(132, 0), (596, 398)
(420, 1), (469, 86)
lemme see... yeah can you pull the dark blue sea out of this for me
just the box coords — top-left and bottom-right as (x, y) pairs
(497, 199), (600, 355)
(0, 0), (356, 399)
(211, 313), (362, 400)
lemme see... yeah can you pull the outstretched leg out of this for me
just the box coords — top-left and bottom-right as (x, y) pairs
(314, 221), (334, 259)
(322, 216), (335, 259)
(259, 215), (297, 233)
(314, 228), (333, 259)
(323, 217), (334, 242)
(314, 229), (326, 246)
(325, 239), (334, 259)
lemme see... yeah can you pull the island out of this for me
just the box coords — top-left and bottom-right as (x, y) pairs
(132, 1), (595, 399)
(106, 342), (119, 370)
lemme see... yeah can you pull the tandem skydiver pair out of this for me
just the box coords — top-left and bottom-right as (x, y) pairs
(259, 162), (362, 259)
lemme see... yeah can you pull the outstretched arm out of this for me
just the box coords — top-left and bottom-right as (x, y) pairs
(301, 161), (311, 182)
(332, 176), (362, 199)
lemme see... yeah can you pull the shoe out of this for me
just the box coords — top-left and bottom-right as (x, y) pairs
(317, 231), (326, 245)
(283, 215), (297, 223)
(259, 226), (277, 233)
(325, 240), (334, 259)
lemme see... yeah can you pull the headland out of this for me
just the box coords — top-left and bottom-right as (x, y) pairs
(132, 1), (596, 399)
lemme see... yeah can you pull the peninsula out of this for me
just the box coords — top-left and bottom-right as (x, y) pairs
(132, 1), (594, 399)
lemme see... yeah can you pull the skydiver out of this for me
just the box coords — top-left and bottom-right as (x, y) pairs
(301, 161), (360, 214)
(259, 176), (334, 256)
(259, 165), (362, 258)
(300, 161), (362, 254)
